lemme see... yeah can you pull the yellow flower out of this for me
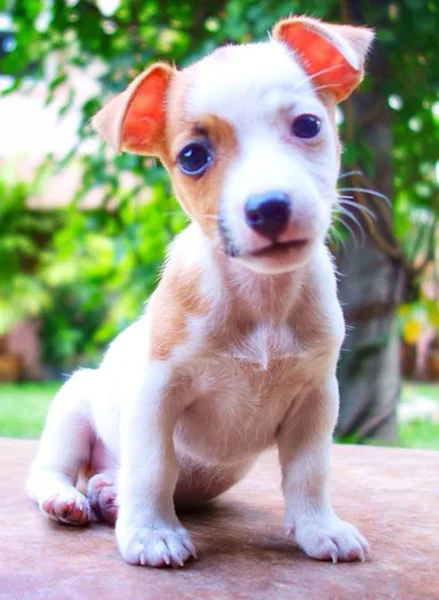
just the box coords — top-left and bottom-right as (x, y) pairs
(403, 319), (422, 344)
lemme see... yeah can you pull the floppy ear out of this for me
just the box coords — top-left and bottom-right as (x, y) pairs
(272, 17), (374, 102)
(92, 62), (175, 154)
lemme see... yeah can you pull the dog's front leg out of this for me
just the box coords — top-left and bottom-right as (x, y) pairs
(277, 374), (370, 563)
(115, 363), (196, 568)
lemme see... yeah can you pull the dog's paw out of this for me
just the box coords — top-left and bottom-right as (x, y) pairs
(116, 521), (197, 568)
(41, 489), (91, 526)
(87, 474), (117, 525)
(294, 517), (370, 563)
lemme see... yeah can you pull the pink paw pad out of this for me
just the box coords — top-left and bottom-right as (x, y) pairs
(87, 474), (118, 525)
(42, 493), (91, 526)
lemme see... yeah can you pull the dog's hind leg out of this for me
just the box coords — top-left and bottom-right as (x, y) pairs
(26, 369), (97, 526)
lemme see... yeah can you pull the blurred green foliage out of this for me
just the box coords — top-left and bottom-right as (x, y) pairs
(0, 169), (59, 336)
(0, 0), (438, 369)
(39, 180), (187, 367)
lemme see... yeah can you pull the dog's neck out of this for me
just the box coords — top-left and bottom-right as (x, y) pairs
(209, 234), (310, 323)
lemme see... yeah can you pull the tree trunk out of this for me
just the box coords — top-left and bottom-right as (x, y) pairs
(335, 1), (406, 442)
(336, 235), (402, 442)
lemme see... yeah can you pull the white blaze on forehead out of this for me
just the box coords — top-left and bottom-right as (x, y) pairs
(186, 41), (313, 126)
(184, 39), (337, 270)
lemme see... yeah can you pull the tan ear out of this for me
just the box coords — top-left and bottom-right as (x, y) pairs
(272, 17), (374, 102)
(92, 62), (175, 154)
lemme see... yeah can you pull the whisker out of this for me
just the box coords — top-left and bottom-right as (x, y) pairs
(340, 217), (361, 247)
(294, 82), (342, 97)
(292, 63), (347, 94)
(309, 82), (342, 93)
(307, 63), (347, 81)
(335, 215), (359, 248)
(338, 187), (392, 208)
(328, 224), (347, 252)
(338, 170), (364, 180)
(337, 199), (378, 221)
(337, 208), (366, 245)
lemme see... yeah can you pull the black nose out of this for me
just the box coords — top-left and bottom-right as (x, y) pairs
(245, 192), (291, 239)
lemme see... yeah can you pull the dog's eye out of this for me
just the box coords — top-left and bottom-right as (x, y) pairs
(177, 142), (213, 175)
(292, 114), (321, 139)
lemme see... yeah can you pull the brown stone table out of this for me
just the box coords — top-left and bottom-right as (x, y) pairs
(1, 438), (438, 599)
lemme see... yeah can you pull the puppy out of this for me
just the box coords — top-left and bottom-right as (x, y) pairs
(27, 16), (374, 567)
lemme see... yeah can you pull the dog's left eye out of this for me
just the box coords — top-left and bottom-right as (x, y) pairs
(292, 114), (321, 139)
(177, 142), (213, 176)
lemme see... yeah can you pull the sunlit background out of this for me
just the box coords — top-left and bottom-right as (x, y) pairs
(0, 0), (438, 448)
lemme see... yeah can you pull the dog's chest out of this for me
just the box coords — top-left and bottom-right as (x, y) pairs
(197, 321), (312, 406)
(174, 323), (312, 463)
(218, 322), (306, 368)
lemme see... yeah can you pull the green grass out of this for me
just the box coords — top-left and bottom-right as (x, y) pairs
(0, 381), (61, 438)
(398, 419), (439, 450)
(399, 382), (439, 450)
(0, 380), (438, 449)
(402, 382), (439, 402)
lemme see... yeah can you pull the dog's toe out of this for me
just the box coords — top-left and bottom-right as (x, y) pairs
(294, 517), (370, 563)
(87, 473), (118, 525)
(41, 490), (91, 526)
(116, 522), (197, 568)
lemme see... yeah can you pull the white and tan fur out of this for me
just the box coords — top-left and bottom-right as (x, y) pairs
(27, 17), (374, 567)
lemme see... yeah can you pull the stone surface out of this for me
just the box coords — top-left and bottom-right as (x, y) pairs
(1, 438), (438, 599)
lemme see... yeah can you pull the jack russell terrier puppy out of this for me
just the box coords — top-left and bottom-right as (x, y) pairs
(27, 16), (374, 568)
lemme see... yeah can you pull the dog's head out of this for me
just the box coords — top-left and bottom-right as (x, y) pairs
(93, 17), (373, 274)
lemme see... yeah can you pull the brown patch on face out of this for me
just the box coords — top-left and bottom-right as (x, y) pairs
(159, 70), (238, 236)
(145, 68), (238, 361)
(148, 254), (210, 361)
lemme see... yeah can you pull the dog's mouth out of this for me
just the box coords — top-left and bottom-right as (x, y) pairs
(218, 216), (311, 260)
(249, 238), (309, 258)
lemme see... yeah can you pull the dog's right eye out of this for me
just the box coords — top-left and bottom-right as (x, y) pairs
(177, 142), (213, 176)
(292, 114), (321, 139)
